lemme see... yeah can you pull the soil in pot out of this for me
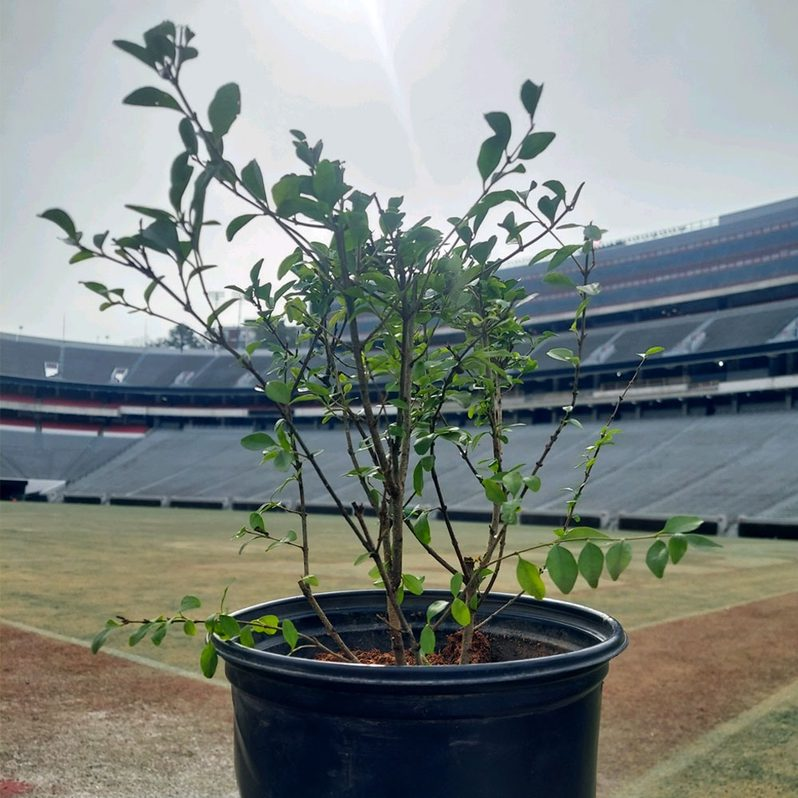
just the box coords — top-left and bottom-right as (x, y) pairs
(314, 628), (567, 664)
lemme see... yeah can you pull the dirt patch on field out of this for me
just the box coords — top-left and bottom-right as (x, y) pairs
(0, 626), (236, 798)
(2, 592), (797, 797)
(598, 591), (798, 797)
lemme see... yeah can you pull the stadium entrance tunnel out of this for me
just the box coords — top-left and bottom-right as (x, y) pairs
(617, 513), (726, 535)
(737, 517), (798, 540)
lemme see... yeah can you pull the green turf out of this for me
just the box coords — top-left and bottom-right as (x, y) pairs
(618, 680), (798, 798)
(1, 502), (797, 673)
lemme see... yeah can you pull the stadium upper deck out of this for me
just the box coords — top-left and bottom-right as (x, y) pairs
(0, 197), (795, 406)
(502, 195), (797, 324)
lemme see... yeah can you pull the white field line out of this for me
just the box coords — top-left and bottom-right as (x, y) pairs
(613, 677), (798, 798)
(2, 589), (795, 685)
(624, 587), (798, 632)
(0, 616), (228, 688)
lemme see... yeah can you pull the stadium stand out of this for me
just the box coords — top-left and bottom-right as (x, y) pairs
(1, 197), (796, 535)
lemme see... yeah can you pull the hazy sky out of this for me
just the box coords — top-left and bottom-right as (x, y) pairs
(1, 0), (796, 344)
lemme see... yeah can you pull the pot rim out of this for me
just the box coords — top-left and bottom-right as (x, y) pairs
(213, 590), (628, 688)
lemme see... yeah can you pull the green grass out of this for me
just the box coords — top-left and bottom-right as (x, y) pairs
(618, 680), (798, 798)
(1, 502), (797, 673)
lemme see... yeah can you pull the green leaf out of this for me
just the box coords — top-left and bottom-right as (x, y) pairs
(128, 623), (151, 647)
(520, 80), (543, 119)
(39, 208), (77, 239)
(583, 223), (604, 241)
(123, 86), (181, 111)
(282, 618), (299, 650)
(264, 381), (292, 405)
(241, 432), (277, 450)
(450, 597), (471, 627)
(668, 534), (688, 564)
(420, 624), (436, 656)
(143, 21), (176, 61)
(241, 159), (267, 202)
(69, 250), (95, 264)
(412, 461), (425, 496)
(523, 474), (541, 493)
(179, 117), (198, 155)
(113, 39), (157, 68)
(544, 180), (566, 200)
(470, 235), (497, 265)
(208, 82), (241, 137)
(140, 218), (181, 260)
(470, 190), (519, 215)
(549, 243), (582, 270)
(312, 159), (347, 206)
(183, 620), (197, 637)
(684, 533), (722, 549)
(413, 514), (431, 546)
(238, 626), (255, 648)
(528, 247), (557, 266)
(516, 557), (546, 599)
(645, 540), (669, 578)
(559, 526), (610, 542)
(255, 615), (280, 635)
(547, 347), (578, 364)
(200, 642), (218, 678)
(126, 204), (173, 222)
(206, 297), (238, 327)
(426, 600), (449, 623)
(538, 195), (559, 224)
(217, 614), (240, 640)
(90, 620), (120, 654)
(545, 545), (578, 593)
(606, 540), (632, 580)
(502, 470), (523, 498)
(180, 595), (202, 612)
(500, 500), (521, 525)
(660, 515), (703, 535)
(402, 573), (425, 596)
(543, 272), (575, 289)
(518, 132), (555, 159)
(478, 135), (504, 181)
(90, 627), (112, 654)
(169, 152), (193, 212)
(272, 174), (301, 208)
(150, 622), (168, 646)
(249, 511), (264, 532)
(281, 618), (299, 651)
(277, 250), (302, 280)
(82, 281), (109, 296)
(483, 478), (506, 504)
(272, 449), (292, 471)
(226, 214), (258, 242)
(485, 111), (512, 149)
(578, 541), (604, 588)
(643, 346), (665, 357)
(546, 347), (575, 364)
(450, 573), (464, 597)
(93, 231), (109, 250)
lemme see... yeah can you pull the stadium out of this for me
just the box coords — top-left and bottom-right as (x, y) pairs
(2, 195), (797, 537)
(2, 197), (797, 797)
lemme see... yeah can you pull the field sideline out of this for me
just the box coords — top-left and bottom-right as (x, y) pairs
(1, 503), (797, 796)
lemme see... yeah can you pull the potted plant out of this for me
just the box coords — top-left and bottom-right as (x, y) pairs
(42, 22), (718, 798)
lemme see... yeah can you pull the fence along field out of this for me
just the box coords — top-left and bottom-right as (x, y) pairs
(1, 502), (797, 796)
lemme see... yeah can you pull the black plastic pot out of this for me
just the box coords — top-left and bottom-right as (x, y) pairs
(213, 590), (627, 798)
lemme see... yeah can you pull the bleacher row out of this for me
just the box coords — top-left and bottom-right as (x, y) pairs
(1, 298), (796, 391)
(3, 413), (797, 536)
(1, 197), (796, 537)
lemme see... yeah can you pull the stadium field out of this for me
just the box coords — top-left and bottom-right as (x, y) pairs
(1, 503), (797, 797)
